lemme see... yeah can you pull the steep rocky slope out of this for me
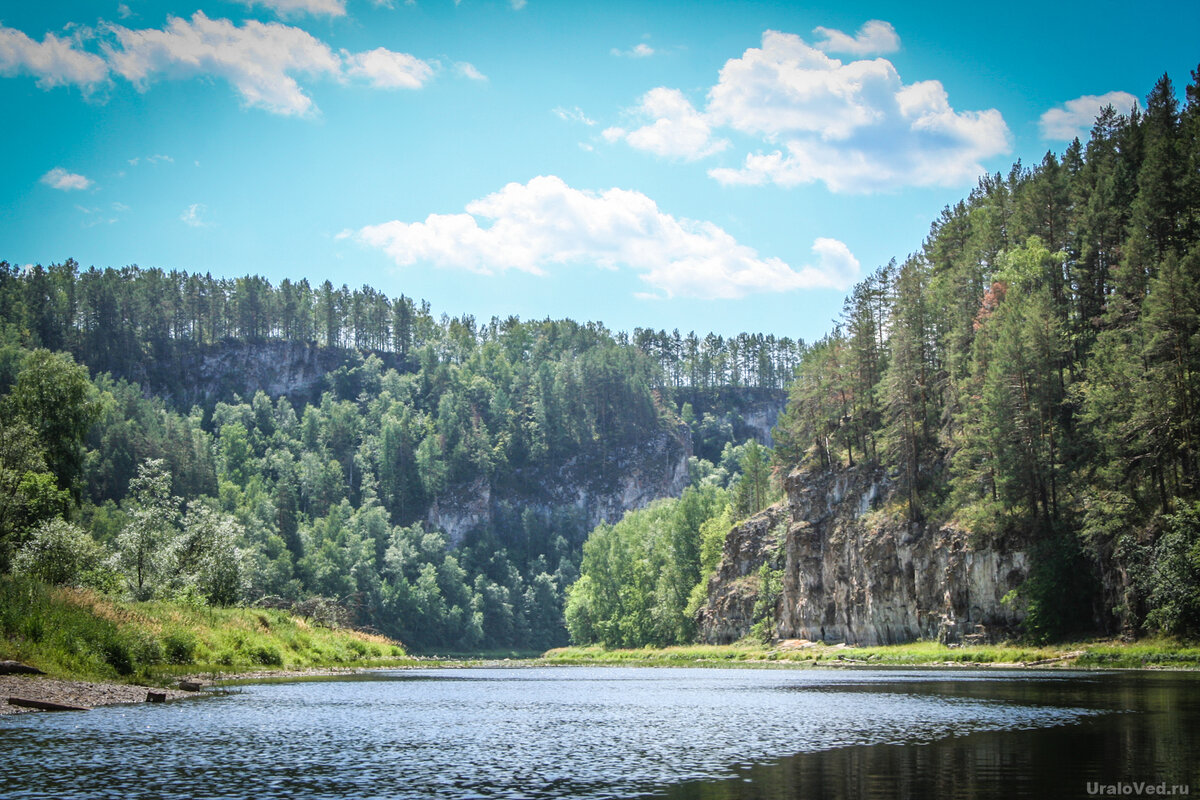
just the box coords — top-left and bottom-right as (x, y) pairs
(427, 424), (692, 544)
(698, 464), (1028, 646)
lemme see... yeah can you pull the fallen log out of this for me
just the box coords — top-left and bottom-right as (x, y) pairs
(177, 680), (204, 692)
(8, 696), (90, 712)
(1021, 651), (1086, 667)
(146, 691), (167, 703)
(0, 661), (45, 676)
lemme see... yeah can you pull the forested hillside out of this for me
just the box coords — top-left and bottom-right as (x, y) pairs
(769, 70), (1200, 638)
(560, 68), (1200, 650)
(0, 261), (793, 653)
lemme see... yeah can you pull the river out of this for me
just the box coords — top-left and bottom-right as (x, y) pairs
(2, 666), (1198, 799)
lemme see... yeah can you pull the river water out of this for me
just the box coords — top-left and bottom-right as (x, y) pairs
(2, 667), (1197, 799)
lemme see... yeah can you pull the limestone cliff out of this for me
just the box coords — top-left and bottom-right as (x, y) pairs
(123, 340), (368, 407)
(427, 425), (692, 545)
(698, 464), (1028, 646)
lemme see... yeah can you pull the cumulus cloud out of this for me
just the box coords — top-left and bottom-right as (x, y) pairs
(694, 29), (1009, 192)
(0, 25), (108, 90)
(616, 88), (728, 160)
(41, 167), (94, 191)
(180, 203), (207, 227)
(812, 20), (899, 56)
(455, 61), (487, 81)
(102, 12), (433, 114)
(343, 47), (434, 89)
(1039, 91), (1140, 141)
(351, 175), (858, 299)
(235, 0), (348, 17)
(104, 12), (341, 115)
(611, 43), (654, 58)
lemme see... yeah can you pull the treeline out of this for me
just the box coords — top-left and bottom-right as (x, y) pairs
(0, 321), (663, 651)
(772, 69), (1200, 638)
(0, 262), (802, 392)
(0, 266), (786, 652)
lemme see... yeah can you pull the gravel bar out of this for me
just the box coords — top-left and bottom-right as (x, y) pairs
(0, 676), (193, 715)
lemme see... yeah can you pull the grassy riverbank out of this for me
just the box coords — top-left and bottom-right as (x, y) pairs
(541, 638), (1200, 670)
(0, 577), (417, 683)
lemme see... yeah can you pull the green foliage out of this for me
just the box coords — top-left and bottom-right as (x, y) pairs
(749, 563), (784, 644)
(12, 519), (105, 587)
(1013, 534), (1097, 643)
(5, 349), (99, 495)
(565, 485), (728, 648)
(1145, 503), (1200, 638)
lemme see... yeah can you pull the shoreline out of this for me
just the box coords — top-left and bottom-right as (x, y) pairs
(6, 638), (1200, 716)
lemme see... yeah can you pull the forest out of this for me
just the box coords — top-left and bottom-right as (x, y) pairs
(0, 258), (788, 653)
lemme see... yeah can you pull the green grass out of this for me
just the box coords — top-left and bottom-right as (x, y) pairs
(541, 638), (1200, 669)
(0, 576), (418, 683)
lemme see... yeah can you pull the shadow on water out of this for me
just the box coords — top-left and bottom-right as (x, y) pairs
(653, 670), (1200, 800)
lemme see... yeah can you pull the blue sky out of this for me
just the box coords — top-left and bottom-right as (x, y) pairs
(1, 0), (1197, 341)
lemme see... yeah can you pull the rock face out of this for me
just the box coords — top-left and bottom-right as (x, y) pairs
(699, 464), (1028, 646)
(738, 399), (787, 447)
(428, 426), (693, 545)
(129, 341), (363, 407)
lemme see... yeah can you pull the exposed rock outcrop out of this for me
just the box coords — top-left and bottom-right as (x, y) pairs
(127, 340), (366, 407)
(699, 464), (1028, 646)
(428, 426), (692, 545)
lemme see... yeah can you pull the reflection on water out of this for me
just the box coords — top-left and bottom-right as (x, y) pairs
(2, 667), (1197, 799)
(657, 671), (1200, 800)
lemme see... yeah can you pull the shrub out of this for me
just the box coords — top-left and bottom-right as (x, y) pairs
(132, 633), (164, 666)
(250, 644), (283, 666)
(162, 631), (198, 665)
(1145, 503), (1200, 638)
(102, 637), (133, 675)
(13, 519), (105, 587)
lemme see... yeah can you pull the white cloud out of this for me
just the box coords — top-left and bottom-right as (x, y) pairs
(611, 43), (654, 58)
(102, 12), (433, 114)
(351, 175), (858, 299)
(180, 203), (207, 227)
(1039, 91), (1139, 141)
(235, 0), (348, 17)
(617, 88), (728, 160)
(601, 126), (625, 142)
(699, 29), (1009, 192)
(117, 4), (133, 19)
(510, 0), (527, 9)
(343, 47), (434, 89)
(105, 12), (342, 115)
(41, 167), (94, 191)
(0, 25), (108, 90)
(128, 154), (174, 166)
(812, 20), (899, 56)
(553, 105), (595, 126)
(455, 61), (487, 82)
